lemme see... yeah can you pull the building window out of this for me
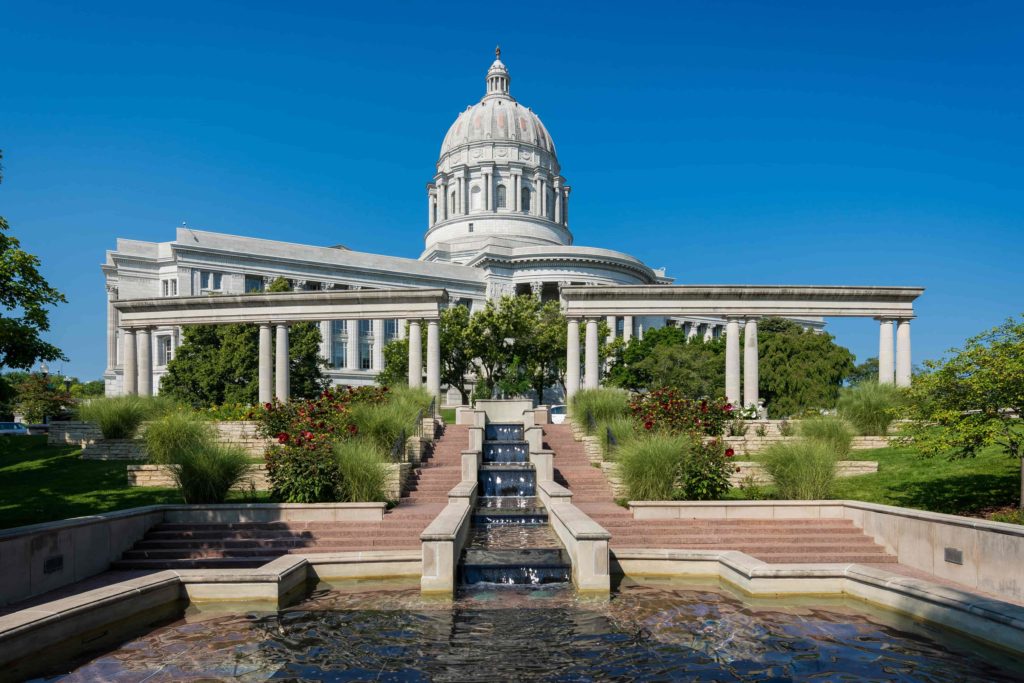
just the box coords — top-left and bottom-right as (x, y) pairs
(496, 184), (507, 208)
(521, 187), (531, 212)
(384, 319), (398, 343)
(359, 319), (372, 336)
(157, 336), (173, 366)
(161, 279), (177, 297)
(616, 318), (624, 335)
(359, 339), (372, 370)
(470, 185), (482, 210)
(330, 320), (347, 369)
(244, 276), (264, 293)
(468, 223), (474, 233)
(200, 271), (222, 292)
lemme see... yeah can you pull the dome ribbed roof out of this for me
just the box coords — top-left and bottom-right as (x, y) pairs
(439, 50), (557, 158)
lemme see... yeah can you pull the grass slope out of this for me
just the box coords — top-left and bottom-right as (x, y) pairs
(0, 436), (265, 530)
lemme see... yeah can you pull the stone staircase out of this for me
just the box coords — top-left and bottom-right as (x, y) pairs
(114, 423), (468, 570)
(543, 423), (896, 565)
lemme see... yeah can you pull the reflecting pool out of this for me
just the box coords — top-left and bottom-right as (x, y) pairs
(40, 579), (1022, 681)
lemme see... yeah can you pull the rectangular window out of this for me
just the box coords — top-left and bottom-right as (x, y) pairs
(359, 319), (372, 335)
(244, 276), (264, 293)
(200, 271), (223, 292)
(157, 336), (173, 366)
(330, 320), (347, 369)
(384, 319), (398, 343)
(359, 339), (372, 370)
(162, 280), (169, 297)
(615, 318), (624, 335)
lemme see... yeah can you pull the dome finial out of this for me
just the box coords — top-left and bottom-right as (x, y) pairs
(495, 45), (501, 60)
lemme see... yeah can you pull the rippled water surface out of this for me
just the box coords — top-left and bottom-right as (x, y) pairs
(466, 524), (561, 550)
(43, 580), (1022, 682)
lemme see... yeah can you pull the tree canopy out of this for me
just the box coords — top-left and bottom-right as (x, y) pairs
(606, 326), (725, 396)
(899, 315), (1024, 507)
(0, 151), (67, 370)
(160, 277), (327, 406)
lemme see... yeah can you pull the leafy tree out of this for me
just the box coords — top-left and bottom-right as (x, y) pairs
(847, 356), (880, 385)
(14, 374), (73, 423)
(69, 379), (106, 398)
(899, 316), (1024, 508)
(439, 305), (474, 402)
(160, 277), (326, 406)
(523, 300), (567, 400)
(377, 336), (411, 388)
(606, 326), (725, 396)
(0, 151), (67, 370)
(758, 317), (855, 418)
(466, 295), (539, 398)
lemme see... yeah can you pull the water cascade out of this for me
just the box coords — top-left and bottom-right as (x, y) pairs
(459, 422), (571, 586)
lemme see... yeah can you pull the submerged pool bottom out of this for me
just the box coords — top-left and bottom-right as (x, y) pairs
(44, 579), (1021, 682)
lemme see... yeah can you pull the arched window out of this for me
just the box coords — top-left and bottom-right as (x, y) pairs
(450, 190), (457, 215)
(521, 187), (531, 212)
(496, 184), (507, 208)
(470, 185), (482, 211)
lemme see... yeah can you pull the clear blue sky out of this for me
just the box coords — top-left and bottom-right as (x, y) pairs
(2, 0), (1022, 381)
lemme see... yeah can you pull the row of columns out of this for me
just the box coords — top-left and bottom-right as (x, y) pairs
(878, 318), (913, 386)
(428, 173), (570, 226)
(405, 319), (441, 398)
(724, 318), (760, 408)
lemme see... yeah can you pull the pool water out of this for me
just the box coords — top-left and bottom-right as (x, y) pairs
(40, 579), (1022, 681)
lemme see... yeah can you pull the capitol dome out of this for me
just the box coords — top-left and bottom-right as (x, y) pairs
(424, 49), (572, 263)
(439, 55), (557, 160)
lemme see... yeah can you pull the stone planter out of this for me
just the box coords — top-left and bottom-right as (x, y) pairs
(128, 463), (269, 490)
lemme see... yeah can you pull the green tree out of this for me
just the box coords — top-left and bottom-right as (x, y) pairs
(899, 316), (1024, 508)
(0, 151), (67, 370)
(14, 374), (73, 423)
(758, 317), (855, 418)
(522, 300), (567, 400)
(377, 336), (411, 388)
(439, 305), (474, 402)
(606, 326), (725, 396)
(160, 277), (326, 406)
(847, 356), (880, 385)
(466, 295), (539, 398)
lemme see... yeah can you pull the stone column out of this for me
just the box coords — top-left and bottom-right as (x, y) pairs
(427, 187), (434, 227)
(106, 285), (118, 371)
(743, 318), (759, 409)
(275, 323), (290, 402)
(878, 319), (895, 385)
(563, 186), (571, 226)
(483, 169), (492, 211)
(584, 319), (600, 390)
(427, 319), (441, 398)
(408, 320), (423, 388)
(566, 319), (580, 400)
(372, 319), (384, 371)
(398, 319), (407, 340)
(896, 319), (912, 387)
(553, 179), (563, 224)
(623, 315), (633, 343)
(318, 320), (331, 362)
(438, 181), (447, 220)
(605, 315), (616, 345)
(540, 178), (547, 217)
(347, 319), (360, 370)
(686, 323), (698, 341)
(137, 327), (153, 397)
(122, 328), (137, 395)
(514, 173), (522, 212)
(725, 318), (741, 405)
(258, 323), (273, 404)
(457, 176), (465, 215)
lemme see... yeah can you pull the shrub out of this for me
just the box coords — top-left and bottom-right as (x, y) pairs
(570, 388), (630, 433)
(617, 434), (689, 501)
(335, 439), (389, 502)
(202, 403), (262, 421)
(679, 439), (733, 501)
(754, 423), (769, 437)
(144, 410), (215, 464)
(598, 416), (636, 460)
(144, 410), (249, 503)
(630, 388), (733, 437)
(799, 417), (854, 459)
(266, 444), (342, 503)
(837, 381), (902, 436)
(78, 395), (176, 439)
(762, 440), (837, 500)
(171, 444), (251, 504)
(349, 401), (415, 456)
(727, 419), (747, 437)
(778, 419), (796, 437)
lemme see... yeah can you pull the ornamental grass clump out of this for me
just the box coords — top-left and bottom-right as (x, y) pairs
(570, 388), (630, 433)
(78, 395), (177, 439)
(617, 434), (689, 501)
(598, 416), (637, 460)
(837, 381), (903, 436)
(798, 416), (854, 459)
(335, 439), (389, 502)
(761, 440), (837, 500)
(144, 410), (250, 504)
(349, 401), (416, 456)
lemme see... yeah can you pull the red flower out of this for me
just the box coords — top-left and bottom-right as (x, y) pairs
(264, 402), (273, 411)
(276, 432), (290, 444)
(725, 448), (735, 458)
(643, 420), (654, 430)
(725, 403), (734, 412)
(347, 424), (359, 435)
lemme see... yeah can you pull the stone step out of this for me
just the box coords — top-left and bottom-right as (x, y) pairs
(607, 532), (871, 544)
(113, 558), (272, 570)
(589, 518), (858, 528)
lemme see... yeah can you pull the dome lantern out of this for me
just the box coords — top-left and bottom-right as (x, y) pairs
(485, 45), (511, 98)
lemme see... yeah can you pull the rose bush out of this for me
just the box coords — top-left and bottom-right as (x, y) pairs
(629, 388), (732, 438)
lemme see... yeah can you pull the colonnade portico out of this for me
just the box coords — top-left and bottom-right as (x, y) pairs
(562, 285), (924, 403)
(114, 289), (448, 401)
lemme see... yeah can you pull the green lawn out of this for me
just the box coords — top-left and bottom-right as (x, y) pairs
(440, 407), (457, 424)
(0, 436), (266, 530)
(730, 442), (1021, 518)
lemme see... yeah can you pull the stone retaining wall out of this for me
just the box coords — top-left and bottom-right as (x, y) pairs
(723, 435), (892, 455)
(600, 460), (879, 498)
(47, 421), (102, 448)
(82, 439), (146, 461)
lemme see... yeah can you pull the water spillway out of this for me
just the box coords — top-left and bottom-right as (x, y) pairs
(459, 421), (570, 587)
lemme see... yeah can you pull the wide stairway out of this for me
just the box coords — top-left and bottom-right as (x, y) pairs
(114, 424), (467, 570)
(544, 423), (896, 565)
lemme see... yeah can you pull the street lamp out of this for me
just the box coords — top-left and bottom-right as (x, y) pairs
(39, 361), (49, 377)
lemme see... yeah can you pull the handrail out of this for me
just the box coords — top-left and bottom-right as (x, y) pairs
(390, 428), (407, 461)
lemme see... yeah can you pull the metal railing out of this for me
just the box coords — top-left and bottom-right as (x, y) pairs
(390, 428), (407, 461)
(605, 425), (618, 456)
